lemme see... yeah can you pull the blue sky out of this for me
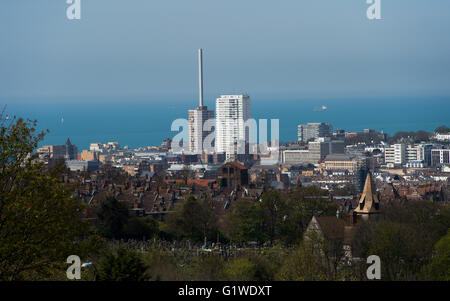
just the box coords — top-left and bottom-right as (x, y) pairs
(1, 0), (450, 103)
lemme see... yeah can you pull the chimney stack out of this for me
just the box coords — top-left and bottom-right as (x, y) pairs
(198, 48), (204, 107)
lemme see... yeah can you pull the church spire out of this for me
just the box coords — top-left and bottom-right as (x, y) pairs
(354, 171), (380, 215)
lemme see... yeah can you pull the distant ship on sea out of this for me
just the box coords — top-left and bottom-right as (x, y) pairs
(314, 105), (327, 112)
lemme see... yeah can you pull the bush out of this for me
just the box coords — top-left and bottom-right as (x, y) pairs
(97, 247), (149, 281)
(97, 197), (129, 239)
(122, 217), (160, 240)
(225, 254), (275, 281)
(423, 230), (450, 280)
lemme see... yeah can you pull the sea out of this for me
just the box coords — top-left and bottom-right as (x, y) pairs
(1, 97), (449, 151)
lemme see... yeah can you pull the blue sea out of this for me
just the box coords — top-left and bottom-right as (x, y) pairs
(1, 97), (449, 150)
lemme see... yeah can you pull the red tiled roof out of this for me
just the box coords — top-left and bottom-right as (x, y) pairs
(163, 179), (216, 187)
(223, 161), (247, 170)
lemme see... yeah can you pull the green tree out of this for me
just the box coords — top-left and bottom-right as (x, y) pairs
(97, 197), (129, 239)
(276, 240), (330, 281)
(164, 196), (218, 242)
(97, 247), (149, 281)
(122, 217), (160, 240)
(388, 130), (432, 144)
(0, 114), (87, 280)
(226, 188), (337, 246)
(367, 221), (420, 280)
(189, 254), (225, 281)
(351, 202), (450, 280)
(225, 254), (276, 281)
(423, 230), (450, 280)
(227, 199), (266, 244)
(435, 125), (450, 134)
(260, 190), (284, 245)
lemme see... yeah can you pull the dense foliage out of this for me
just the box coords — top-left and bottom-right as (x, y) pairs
(0, 115), (89, 280)
(435, 125), (450, 134)
(97, 247), (149, 281)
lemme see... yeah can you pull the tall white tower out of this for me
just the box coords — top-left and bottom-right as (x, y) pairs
(188, 49), (215, 154)
(215, 94), (251, 156)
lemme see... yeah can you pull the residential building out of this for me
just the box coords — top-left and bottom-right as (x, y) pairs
(105, 142), (120, 151)
(80, 150), (98, 161)
(89, 142), (120, 153)
(308, 137), (344, 163)
(282, 149), (315, 165)
(38, 145), (66, 160)
(435, 133), (450, 141)
(89, 143), (104, 153)
(385, 144), (406, 166)
(188, 107), (215, 154)
(431, 149), (450, 166)
(38, 138), (78, 161)
(215, 94), (251, 155)
(66, 160), (99, 172)
(322, 154), (366, 173)
(385, 144), (433, 167)
(416, 144), (433, 166)
(297, 122), (333, 143)
(282, 138), (344, 165)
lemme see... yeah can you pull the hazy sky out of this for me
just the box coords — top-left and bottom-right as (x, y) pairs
(1, 0), (450, 102)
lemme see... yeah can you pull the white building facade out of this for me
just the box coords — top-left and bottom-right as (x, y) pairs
(215, 94), (251, 155)
(385, 144), (406, 165)
(385, 144), (433, 167)
(435, 133), (450, 141)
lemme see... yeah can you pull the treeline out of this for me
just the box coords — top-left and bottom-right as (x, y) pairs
(435, 125), (450, 134)
(72, 206), (450, 281)
(344, 125), (450, 146)
(93, 191), (450, 281)
(387, 130), (433, 144)
(95, 186), (336, 247)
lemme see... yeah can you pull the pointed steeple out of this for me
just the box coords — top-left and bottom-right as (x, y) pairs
(354, 171), (380, 215)
(65, 137), (73, 160)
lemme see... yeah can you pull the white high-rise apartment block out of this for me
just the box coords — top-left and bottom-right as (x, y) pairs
(215, 94), (251, 155)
